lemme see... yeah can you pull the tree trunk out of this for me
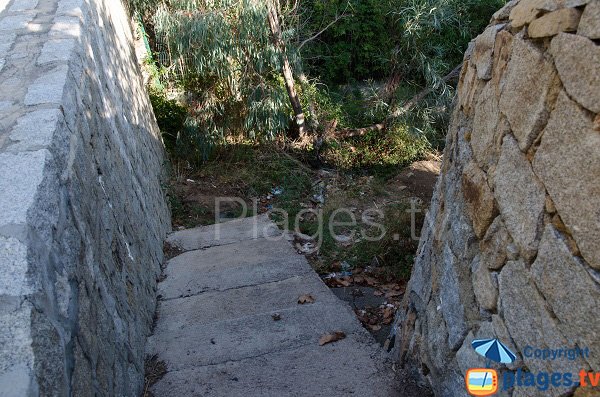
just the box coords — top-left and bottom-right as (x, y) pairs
(333, 64), (463, 139)
(267, 1), (306, 139)
(299, 72), (319, 131)
(389, 64), (462, 119)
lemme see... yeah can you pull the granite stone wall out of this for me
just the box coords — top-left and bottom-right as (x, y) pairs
(0, 0), (170, 395)
(393, 1), (600, 395)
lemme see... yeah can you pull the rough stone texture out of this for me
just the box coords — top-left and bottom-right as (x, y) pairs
(531, 224), (600, 369)
(509, 0), (559, 28)
(393, 4), (600, 395)
(499, 261), (589, 393)
(528, 8), (582, 38)
(578, 0), (600, 39)
(471, 256), (498, 311)
(473, 24), (505, 80)
(480, 216), (511, 270)
(533, 92), (600, 269)
(493, 0), (520, 22)
(499, 34), (559, 151)
(471, 81), (506, 170)
(494, 135), (546, 260)
(551, 33), (600, 113)
(0, 0), (170, 396)
(461, 161), (497, 238)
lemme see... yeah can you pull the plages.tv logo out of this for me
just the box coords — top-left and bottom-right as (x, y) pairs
(465, 338), (517, 396)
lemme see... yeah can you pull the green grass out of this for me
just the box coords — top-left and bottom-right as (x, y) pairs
(166, 142), (313, 228)
(321, 123), (432, 174)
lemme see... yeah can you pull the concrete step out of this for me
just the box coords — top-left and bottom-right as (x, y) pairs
(155, 273), (338, 328)
(148, 301), (366, 371)
(158, 237), (310, 300)
(148, 216), (401, 396)
(165, 215), (281, 251)
(151, 334), (397, 397)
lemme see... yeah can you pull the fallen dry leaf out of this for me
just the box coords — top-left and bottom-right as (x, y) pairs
(298, 294), (315, 304)
(385, 290), (403, 299)
(353, 275), (365, 283)
(319, 331), (346, 346)
(373, 290), (384, 297)
(383, 307), (395, 319)
(368, 324), (382, 331)
(338, 278), (351, 287)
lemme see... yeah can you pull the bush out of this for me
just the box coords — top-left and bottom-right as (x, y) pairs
(300, 0), (395, 85)
(148, 89), (187, 153)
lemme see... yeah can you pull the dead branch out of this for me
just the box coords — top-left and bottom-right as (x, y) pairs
(390, 63), (463, 119)
(298, 3), (350, 51)
(336, 123), (386, 139)
(332, 63), (463, 139)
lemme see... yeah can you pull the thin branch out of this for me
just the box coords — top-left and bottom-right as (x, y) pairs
(390, 63), (462, 118)
(297, 3), (350, 51)
(331, 63), (463, 139)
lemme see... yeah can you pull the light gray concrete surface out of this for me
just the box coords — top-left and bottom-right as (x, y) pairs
(165, 214), (281, 251)
(149, 216), (402, 396)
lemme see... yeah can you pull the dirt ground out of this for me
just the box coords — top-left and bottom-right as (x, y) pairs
(166, 157), (441, 344)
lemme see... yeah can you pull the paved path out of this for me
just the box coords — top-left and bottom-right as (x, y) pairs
(147, 215), (403, 396)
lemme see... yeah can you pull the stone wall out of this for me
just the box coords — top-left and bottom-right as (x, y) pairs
(0, 0), (170, 395)
(393, 1), (600, 395)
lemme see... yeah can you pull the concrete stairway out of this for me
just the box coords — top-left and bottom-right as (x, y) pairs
(146, 215), (402, 396)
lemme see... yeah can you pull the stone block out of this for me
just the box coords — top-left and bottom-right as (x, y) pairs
(0, 363), (32, 397)
(0, 298), (35, 396)
(425, 298), (453, 369)
(8, 109), (62, 152)
(0, 15), (33, 31)
(48, 16), (82, 38)
(37, 38), (76, 64)
(499, 261), (587, 377)
(490, 30), (514, 95)
(493, 0), (520, 22)
(0, 33), (16, 58)
(24, 66), (69, 105)
(458, 61), (484, 116)
(57, 0), (85, 17)
(531, 224), (600, 369)
(471, 256), (499, 311)
(528, 8), (582, 38)
(9, 0), (38, 11)
(473, 24), (505, 80)
(456, 331), (478, 374)
(509, 0), (559, 29)
(533, 92), (600, 269)
(565, 0), (593, 5)
(550, 33), (600, 113)
(456, 318), (520, 373)
(471, 83), (508, 171)
(0, 151), (48, 227)
(461, 161), (498, 238)
(578, 0), (600, 39)
(499, 34), (559, 150)
(30, 311), (68, 396)
(480, 216), (511, 270)
(494, 135), (545, 260)
(0, 237), (31, 296)
(439, 244), (469, 350)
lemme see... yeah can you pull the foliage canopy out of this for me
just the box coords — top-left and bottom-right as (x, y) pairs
(130, 0), (505, 166)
